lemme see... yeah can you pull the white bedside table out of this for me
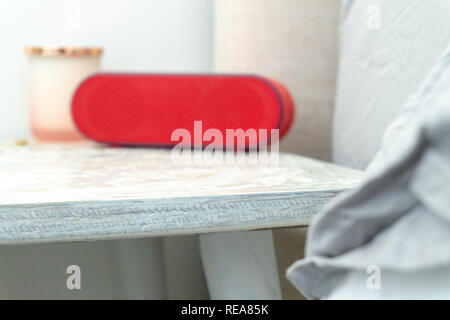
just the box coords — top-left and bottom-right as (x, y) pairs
(0, 142), (363, 299)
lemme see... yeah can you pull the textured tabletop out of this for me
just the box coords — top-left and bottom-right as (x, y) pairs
(0, 142), (364, 244)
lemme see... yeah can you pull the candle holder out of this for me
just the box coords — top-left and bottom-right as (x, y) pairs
(25, 46), (103, 141)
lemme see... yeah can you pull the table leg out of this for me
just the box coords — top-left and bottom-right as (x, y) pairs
(199, 230), (282, 300)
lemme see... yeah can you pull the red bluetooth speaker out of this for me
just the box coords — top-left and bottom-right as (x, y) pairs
(71, 73), (294, 148)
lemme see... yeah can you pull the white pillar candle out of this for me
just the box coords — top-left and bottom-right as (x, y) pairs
(25, 46), (102, 141)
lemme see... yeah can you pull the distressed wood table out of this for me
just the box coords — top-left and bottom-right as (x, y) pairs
(0, 142), (363, 299)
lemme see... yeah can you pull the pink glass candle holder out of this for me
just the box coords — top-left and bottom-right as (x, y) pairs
(25, 46), (103, 141)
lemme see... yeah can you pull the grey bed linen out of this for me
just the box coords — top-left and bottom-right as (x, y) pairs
(287, 45), (450, 299)
(332, 0), (450, 170)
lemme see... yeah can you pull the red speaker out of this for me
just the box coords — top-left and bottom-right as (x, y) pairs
(72, 73), (294, 148)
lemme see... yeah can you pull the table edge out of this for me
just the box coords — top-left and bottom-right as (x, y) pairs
(0, 189), (348, 245)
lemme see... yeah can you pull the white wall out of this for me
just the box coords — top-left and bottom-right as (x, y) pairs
(0, 0), (213, 138)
